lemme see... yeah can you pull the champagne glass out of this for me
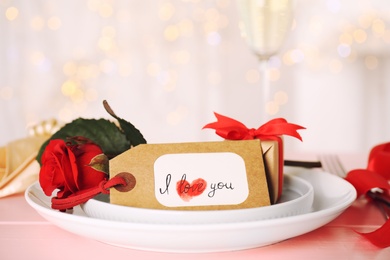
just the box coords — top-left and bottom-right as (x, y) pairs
(237, 0), (294, 119)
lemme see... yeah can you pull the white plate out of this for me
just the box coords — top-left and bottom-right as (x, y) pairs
(25, 170), (356, 253)
(81, 174), (314, 224)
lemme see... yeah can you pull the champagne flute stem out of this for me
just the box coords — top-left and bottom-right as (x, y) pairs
(258, 59), (270, 121)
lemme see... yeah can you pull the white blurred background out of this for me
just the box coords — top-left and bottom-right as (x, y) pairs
(1, 0), (390, 155)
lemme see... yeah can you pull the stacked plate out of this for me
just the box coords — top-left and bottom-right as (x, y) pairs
(25, 169), (356, 253)
(81, 174), (314, 224)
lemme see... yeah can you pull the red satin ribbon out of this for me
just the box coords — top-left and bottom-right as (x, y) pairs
(346, 142), (390, 248)
(203, 113), (305, 199)
(203, 113), (305, 141)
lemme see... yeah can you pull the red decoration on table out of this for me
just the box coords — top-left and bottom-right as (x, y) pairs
(203, 112), (305, 199)
(346, 142), (390, 248)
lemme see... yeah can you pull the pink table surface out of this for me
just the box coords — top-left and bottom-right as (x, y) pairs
(1, 154), (390, 260)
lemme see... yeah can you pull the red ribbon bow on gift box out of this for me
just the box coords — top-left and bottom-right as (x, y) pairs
(203, 113), (305, 141)
(346, 142), (390, 248)
(203, 113), (305, 199)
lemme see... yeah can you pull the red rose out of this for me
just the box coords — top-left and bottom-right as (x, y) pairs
(39, 138), (109, 199)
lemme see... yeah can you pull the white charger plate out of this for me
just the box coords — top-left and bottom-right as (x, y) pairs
(25, 170), (356, 253)
(81, 174), (314, 224)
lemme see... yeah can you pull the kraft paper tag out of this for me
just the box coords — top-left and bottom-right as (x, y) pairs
(109, 139), (270, 210)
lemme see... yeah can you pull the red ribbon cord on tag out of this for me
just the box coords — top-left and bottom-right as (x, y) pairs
(203, 113), (305, 199)
(51, 176), (127, 211)
(345, 142), (390, 248)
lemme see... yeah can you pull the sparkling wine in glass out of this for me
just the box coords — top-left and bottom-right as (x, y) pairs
(237, 0), (294, 118)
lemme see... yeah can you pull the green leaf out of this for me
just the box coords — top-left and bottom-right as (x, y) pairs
(103, 100), (147, 147)
(36, 101), (147, 165)
(36, 118), (131, 165)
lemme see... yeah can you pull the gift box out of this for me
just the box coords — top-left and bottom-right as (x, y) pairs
(203, 113), (304, 204)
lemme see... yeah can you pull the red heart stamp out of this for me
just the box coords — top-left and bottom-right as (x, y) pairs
(176, 174), (207, 202)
